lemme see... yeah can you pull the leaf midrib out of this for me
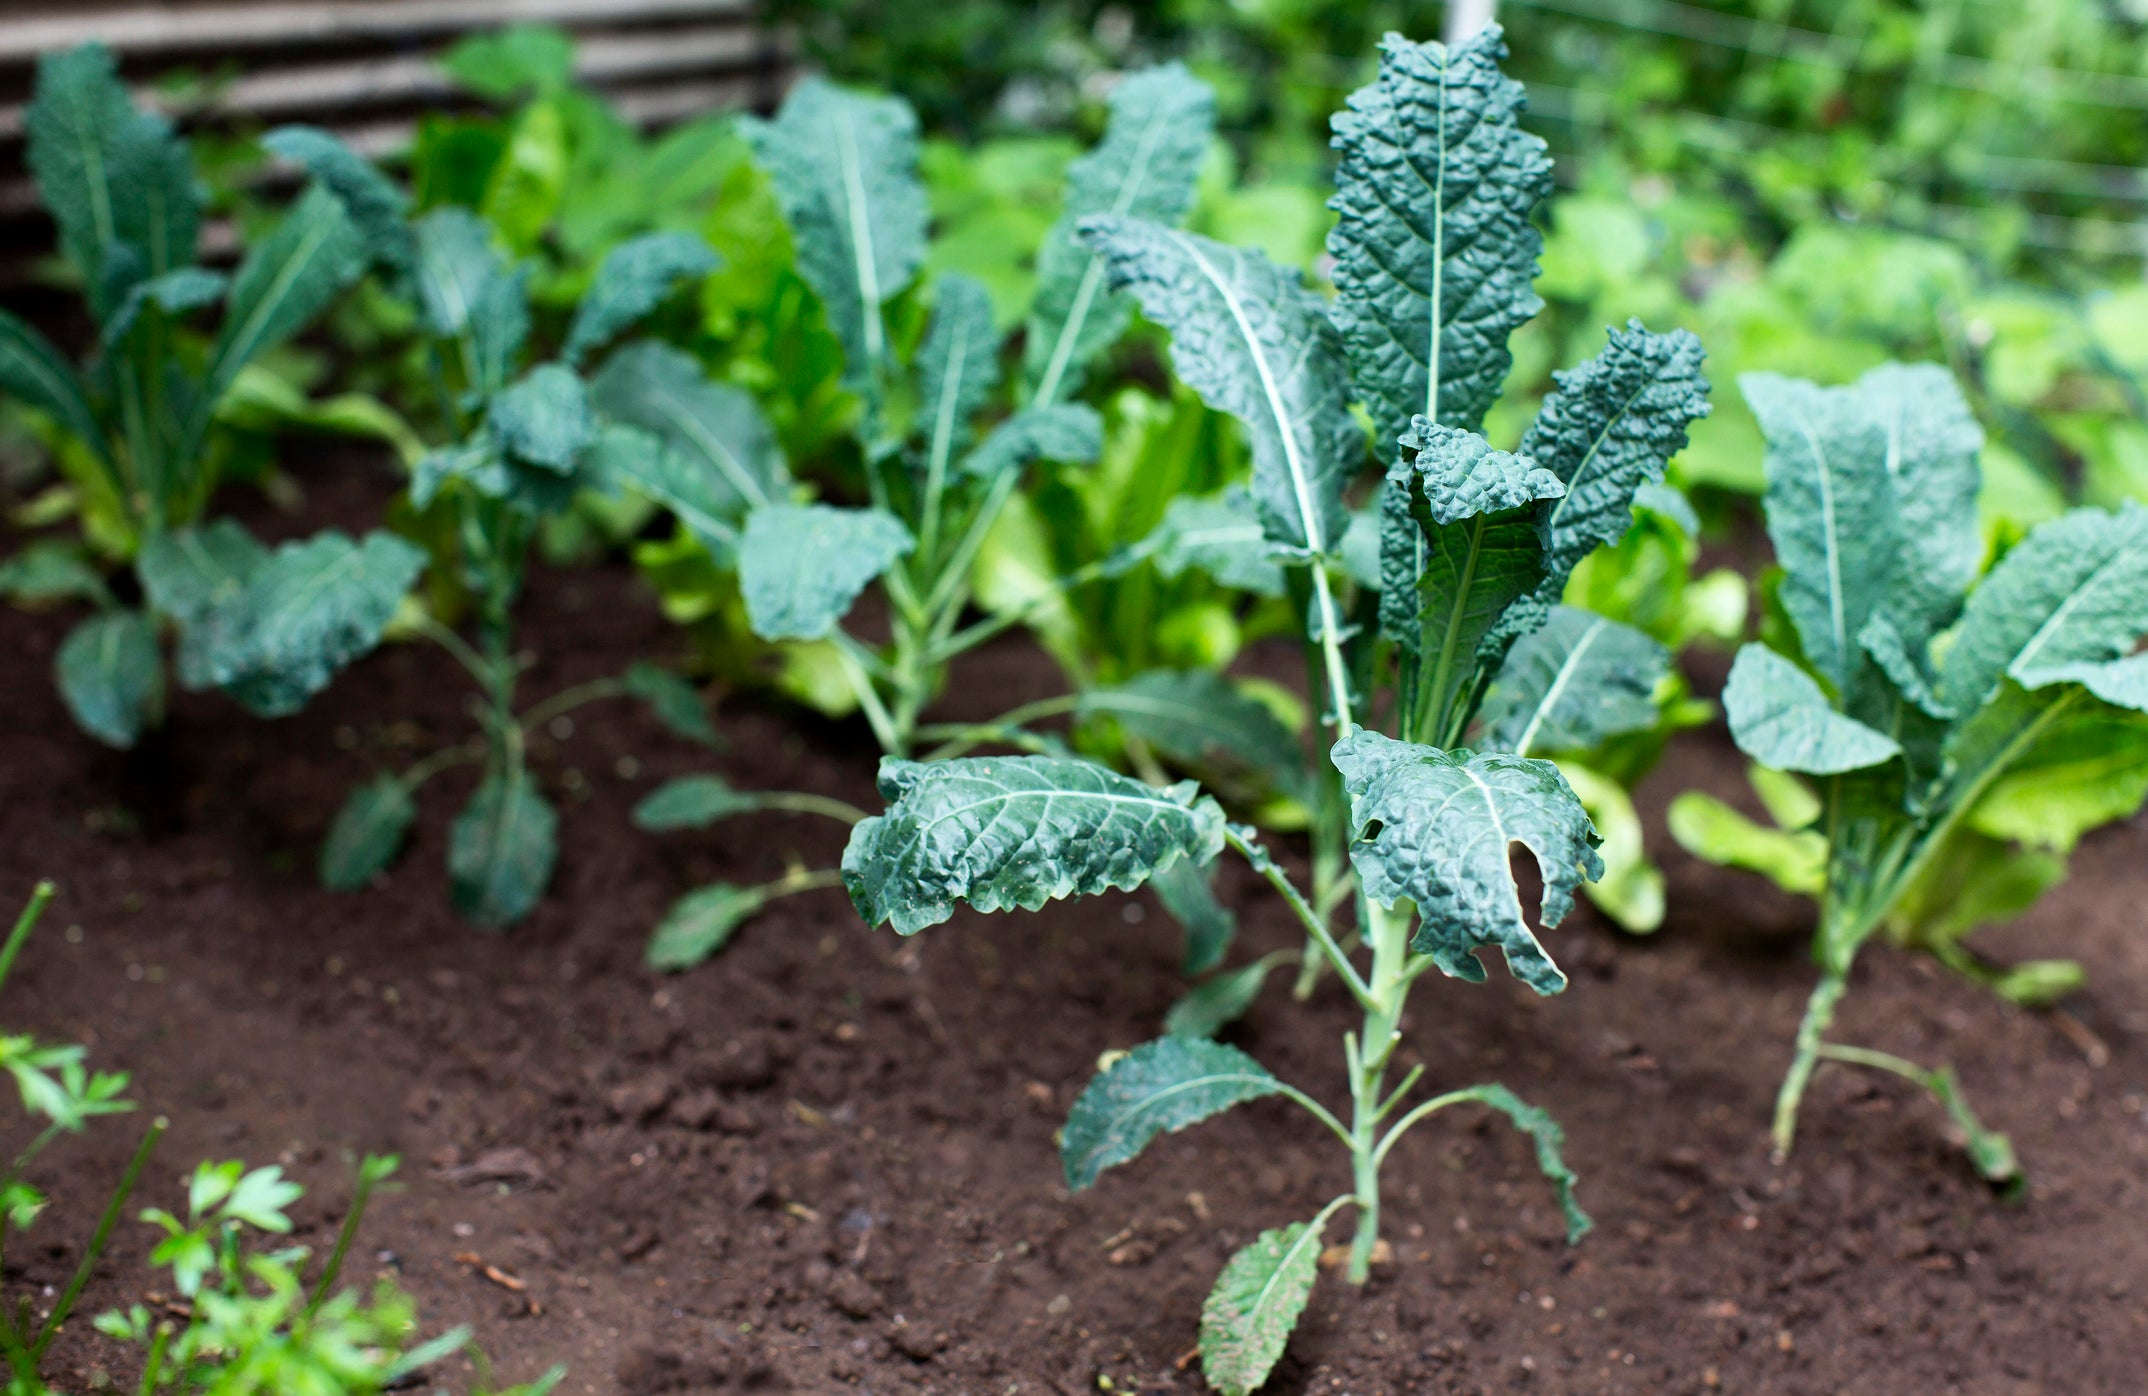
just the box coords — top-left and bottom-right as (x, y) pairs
(1512, 616), (1605, 757)
(1168, 230), (1331, 555)
(1034, 90), (1175, 408)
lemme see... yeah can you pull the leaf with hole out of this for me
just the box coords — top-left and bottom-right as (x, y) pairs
(1333, 730), (1600, 996)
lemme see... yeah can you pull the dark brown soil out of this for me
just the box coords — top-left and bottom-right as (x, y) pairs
(6, 457), (2147, 1396)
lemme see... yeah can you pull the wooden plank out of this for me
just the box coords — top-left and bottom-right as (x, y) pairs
(0, 0), (753, 63)
(0, 27), (767, 140)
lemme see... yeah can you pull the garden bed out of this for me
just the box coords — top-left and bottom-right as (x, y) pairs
(10, 462), (2147, 1395)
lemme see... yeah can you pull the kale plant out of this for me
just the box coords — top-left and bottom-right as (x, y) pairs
(0, 47), (422, 749)
(291, 140), (733, 927)
(724, 68), (1215, 757)
(1672, 362), (2148, 1180)
(840, 28), (1713, 1392)
(617, 66), (1223, 968)
(940, 29), (1711, 1001)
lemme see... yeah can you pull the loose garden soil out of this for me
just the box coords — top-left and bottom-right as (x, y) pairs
(7, 451), (2146, 1395)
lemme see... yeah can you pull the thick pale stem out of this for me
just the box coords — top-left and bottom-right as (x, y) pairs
(829, 635), (904, 756)
(1772, 966), (1847, 1161)
(1345, 901), (1411, 1284)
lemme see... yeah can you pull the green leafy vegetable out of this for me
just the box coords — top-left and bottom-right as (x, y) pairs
(1722, 644), (1901, 775)
(194, 531), (426, 718)
(833, 34), (1676, 1386)
(742, 78), (928, 397)
(561, 231), (720, 366)
(645, 883), (762, 970)
(844, 755), (1226, 935)
(1327, 27), (1550, 443)
(1476, 606), (1669, 756)
(1333, 731), (1602, 995)
(739, 504), (914, 641)
(3, 51), (406, 747)
(1080, 217), (1357, 556)
(1153, 857), (1238, 977)
(449, 772), (559, 929)
(1027, 63), (1214, 404)
(1060, 1036), (1280, 1190)
(296, 141), (748, 931)
(1682, 363), (2148, 1179)
(55, 610), (162, 749)
(321, 776), (419, 891)
(1198, 1213), (1336, 1396)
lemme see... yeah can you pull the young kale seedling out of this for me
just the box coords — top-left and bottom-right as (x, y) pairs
(841, 29), (1713, 1392)
(724, 69), (1215, 757)
(614, 68), (1221, 968)
(0, 48), (424, 750)
(302, 150), (735, 926)
(1671, 363), (2148, 1181)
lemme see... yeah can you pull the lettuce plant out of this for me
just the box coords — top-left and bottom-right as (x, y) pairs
(1671, 362), (2148, 1180)
(0, 47), (421, 749)
(840, 28), (1713, 1392)
(722, 68), (1215, 756)
(293, 141), (731, 927)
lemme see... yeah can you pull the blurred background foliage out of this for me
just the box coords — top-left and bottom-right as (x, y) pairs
(20, 2), (2142, 701)
(763, 0), (2148, 520)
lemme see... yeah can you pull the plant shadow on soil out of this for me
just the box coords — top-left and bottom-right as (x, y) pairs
(6, 453), (2146, 1395)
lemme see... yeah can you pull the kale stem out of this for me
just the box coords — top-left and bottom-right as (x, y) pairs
(925, 550), (1124, 667)
(916, 695), (1085, 761)
(32, 1117), (165, 1360)
(1343, 900), (1412, 1284)
(1291, 765), (1352, 1001)
(1307, 563), (1356, 739)
(829, 633), (904, 756)
(517, 677), (629, 733)
(1772, 966), (1847, 1162)
(411, 615), (496, 693)
(761, 793), (874, 826)
(912, 722), (1060, 760)
(1222, 828), (1373, 1010)
(920, 470), (1022, 620)
(1809, 1046), (2021, 1185)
